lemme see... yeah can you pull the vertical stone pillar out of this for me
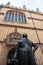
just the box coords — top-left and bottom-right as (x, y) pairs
(0, 43), (7, 65)
(0, 44), (2, 65)
(35, 47), (43, 65)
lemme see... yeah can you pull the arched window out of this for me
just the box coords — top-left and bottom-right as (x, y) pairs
(4, 11), (27, 23)
(5, 12), (14, 21)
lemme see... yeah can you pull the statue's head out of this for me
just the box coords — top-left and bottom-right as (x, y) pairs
(22, 33), (28, 39)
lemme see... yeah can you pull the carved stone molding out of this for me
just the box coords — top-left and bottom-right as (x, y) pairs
(5, 32), (22, 46)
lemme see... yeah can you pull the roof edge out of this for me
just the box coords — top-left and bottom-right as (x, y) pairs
(0, 5), (43, 15)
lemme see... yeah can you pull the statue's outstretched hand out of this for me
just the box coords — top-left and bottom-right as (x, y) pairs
(12, 58), (18, 62)
(7, 59), (12, 64)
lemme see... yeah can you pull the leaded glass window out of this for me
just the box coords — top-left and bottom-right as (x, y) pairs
(4, 11), (27, 23)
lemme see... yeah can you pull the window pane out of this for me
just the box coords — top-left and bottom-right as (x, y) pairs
(8, 12), (11, 21)
(21, 15), (23, 22)
(23, 15), (26, 23)
(4, 13), (8, 20)
(20, 14), (23, 22)
(24, 16), (26, 23)
(9, 12), (13, 21)
(12, 12), (14, 21)
(13, 12), (15, 21)
(17, 13), (18, 22)
(19, 13), (20, 22)
(15, 12), (17, 21)
(5, 12), (10, 21)
(17, 13), (20, 22)
(23, 15), (24, 23)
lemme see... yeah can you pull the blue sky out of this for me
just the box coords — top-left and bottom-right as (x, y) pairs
(0, 0), (43, 12)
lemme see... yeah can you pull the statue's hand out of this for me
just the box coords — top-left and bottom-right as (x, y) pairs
(12, 58), (14, 61)
(7, 59), (11, 64)
(12, 58), (18, 62)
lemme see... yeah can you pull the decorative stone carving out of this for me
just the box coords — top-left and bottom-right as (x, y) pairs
(5, 2), (10, 7)
(5, 32), (22, 46)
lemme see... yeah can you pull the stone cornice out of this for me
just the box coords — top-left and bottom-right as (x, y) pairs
(0, 23), (43, 31)
(0, 40), (43, 45)
(0, 5), (43, 16)
(0, 12), (4, 14)
(28, 17), (43, 21)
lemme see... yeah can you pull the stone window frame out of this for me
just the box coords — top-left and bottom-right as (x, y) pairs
(4, 10), (27, 23)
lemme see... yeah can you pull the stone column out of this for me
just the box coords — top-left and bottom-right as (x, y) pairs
(35, 47), (43, 65)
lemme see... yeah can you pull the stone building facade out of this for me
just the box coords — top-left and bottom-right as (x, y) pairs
(0, 5), (43, 65)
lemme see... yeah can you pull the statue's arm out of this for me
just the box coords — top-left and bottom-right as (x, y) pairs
(32, 42), (38, 54)
(12, 40), (21, 62)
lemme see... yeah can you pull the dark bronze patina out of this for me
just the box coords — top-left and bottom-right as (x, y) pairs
(8, 33), (38, 65)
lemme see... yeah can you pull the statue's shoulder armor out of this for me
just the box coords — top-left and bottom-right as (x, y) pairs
(28, 39), (33, 46)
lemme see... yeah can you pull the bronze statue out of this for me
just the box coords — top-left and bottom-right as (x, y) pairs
(12, 33), (38, 65)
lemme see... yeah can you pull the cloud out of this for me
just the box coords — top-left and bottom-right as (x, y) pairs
(35, 0), (41, 5)
(0, 0), (43, 12)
